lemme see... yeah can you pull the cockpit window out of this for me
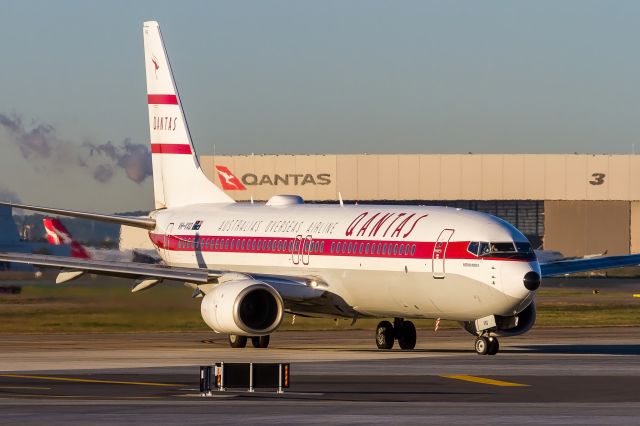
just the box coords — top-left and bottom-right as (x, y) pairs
(468, 241), (534, 259)
(467, 241), (479, 256)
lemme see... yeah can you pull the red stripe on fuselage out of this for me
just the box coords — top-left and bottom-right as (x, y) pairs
(147, 233), (535, 262)
(147, 94), (179, 105)
(151, 144), (192, 154)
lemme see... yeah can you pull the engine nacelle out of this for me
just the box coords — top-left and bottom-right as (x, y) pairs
(462, 301), (536, 337)
(200, 279), (284, 336)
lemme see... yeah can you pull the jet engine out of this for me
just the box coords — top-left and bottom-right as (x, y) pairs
(462, 301), (536, 337)
(200, 279), (284, 336)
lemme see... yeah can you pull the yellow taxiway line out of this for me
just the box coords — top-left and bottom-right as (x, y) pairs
(442, 374), (529, 387)
(0, 374), (179, 387)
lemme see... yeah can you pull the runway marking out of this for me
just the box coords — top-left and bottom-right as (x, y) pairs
(442, 375), (529, 387)
(0, 374), (179, 387)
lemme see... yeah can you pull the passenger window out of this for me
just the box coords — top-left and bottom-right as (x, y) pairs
(320, 242), (325, 253)
(365, 243), (370, 254)
(404, 244), (410, 256)
(382, 244), (387, 255)
(359, 243), (364, 254)
(393, 244), (398, 255)
(411, 244), (416, 256)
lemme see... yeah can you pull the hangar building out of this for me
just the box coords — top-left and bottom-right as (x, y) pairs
(195, 154), (640, 257)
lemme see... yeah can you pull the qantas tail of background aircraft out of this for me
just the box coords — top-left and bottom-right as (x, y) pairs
(2, 21), (640, 354)
(43, 217), (159, 264)
(44, 218), (91, 259)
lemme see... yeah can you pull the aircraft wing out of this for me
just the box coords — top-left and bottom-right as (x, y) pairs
(0, 251), (355, 317)
(0, 252), (211, 283)
(540, 254), (640, 277)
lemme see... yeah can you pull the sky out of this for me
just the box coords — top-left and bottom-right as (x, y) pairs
(1, 0), (640, 212)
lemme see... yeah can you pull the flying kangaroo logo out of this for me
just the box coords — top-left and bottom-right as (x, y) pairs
(151, 55), (160, 79)
(215, 165), (246, 190)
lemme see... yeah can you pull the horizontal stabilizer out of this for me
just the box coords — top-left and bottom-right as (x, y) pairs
(0, 202), (156, 230)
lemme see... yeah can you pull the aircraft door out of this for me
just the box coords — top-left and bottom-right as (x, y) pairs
(291, 235), (303, 265)
(164, 222), (174, 262)
(302, 235), (312, 265)
(291, 234), (313, 265)
(432, 228), (454, 279)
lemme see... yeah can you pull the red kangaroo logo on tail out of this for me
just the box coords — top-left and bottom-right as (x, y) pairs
(43, 218), (91, 259)
(215, 165), (246, 190)
(151, 55), (160, 79)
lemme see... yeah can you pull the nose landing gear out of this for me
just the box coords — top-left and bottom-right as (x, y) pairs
(375, 318), (417, 350)
(475, 335), (499, 355)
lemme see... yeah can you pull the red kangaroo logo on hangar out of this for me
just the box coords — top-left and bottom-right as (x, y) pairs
(214, 165), (332, 190)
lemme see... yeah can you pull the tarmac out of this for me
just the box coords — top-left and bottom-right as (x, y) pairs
(1, 327), (640, 425)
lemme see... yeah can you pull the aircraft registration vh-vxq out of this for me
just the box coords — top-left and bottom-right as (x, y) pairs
(2, 21), (640, 355)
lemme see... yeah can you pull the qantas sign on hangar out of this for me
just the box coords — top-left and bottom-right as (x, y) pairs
(196, 153), (640, 258)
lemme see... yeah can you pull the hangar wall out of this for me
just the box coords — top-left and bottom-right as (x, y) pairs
(195, 154), (640, 256)
(543, 201), (631, 256)
(202, 154), (640, 202)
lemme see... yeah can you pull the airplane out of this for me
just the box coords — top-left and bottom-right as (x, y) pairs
(2, 20), (640, 354)
(0, 205), (73, 270)
(43, 218), (91, 259)
(43, 217), (160, 264)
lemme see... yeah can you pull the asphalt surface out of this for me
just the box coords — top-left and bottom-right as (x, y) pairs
(1, 327), (640, 425)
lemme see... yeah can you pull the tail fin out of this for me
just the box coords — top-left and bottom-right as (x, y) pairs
(43, 218), (91, 259)
(143, 21), (234, 208)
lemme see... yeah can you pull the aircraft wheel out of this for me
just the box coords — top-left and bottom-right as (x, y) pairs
(474, 336), (490, 355)
(251, 335), (270, 349)
(228, 334), (247, 348)
(376, 321), (395, 349)
(397, 320), (417, 350)
(487, 337), (499, 355)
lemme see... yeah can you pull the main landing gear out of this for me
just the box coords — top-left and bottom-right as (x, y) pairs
(228, 334), (270, 349)
(375, 318), (417, 350)
(474, 335), (499, 355)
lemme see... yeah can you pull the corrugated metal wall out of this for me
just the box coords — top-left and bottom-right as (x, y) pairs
(543, 201), (630, 256)
(198, 154), (640, 256)
(203, 154), (640, 202)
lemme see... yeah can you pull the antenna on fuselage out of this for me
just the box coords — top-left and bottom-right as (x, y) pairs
(338, 192), (344, 207)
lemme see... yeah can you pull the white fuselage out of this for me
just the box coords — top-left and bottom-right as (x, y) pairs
(148, 203), (539, 322)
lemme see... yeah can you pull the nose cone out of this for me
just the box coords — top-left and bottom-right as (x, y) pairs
(523, 271), (541, 291)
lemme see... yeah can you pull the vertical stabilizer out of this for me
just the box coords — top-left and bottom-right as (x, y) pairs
(43, 218), (91, 259)
(143, 21), (234, 208)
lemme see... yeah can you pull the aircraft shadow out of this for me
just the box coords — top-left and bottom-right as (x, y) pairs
(509, 344), (640, 356)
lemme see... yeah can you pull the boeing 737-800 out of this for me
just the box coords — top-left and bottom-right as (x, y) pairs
(2, 21), (640, 354)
